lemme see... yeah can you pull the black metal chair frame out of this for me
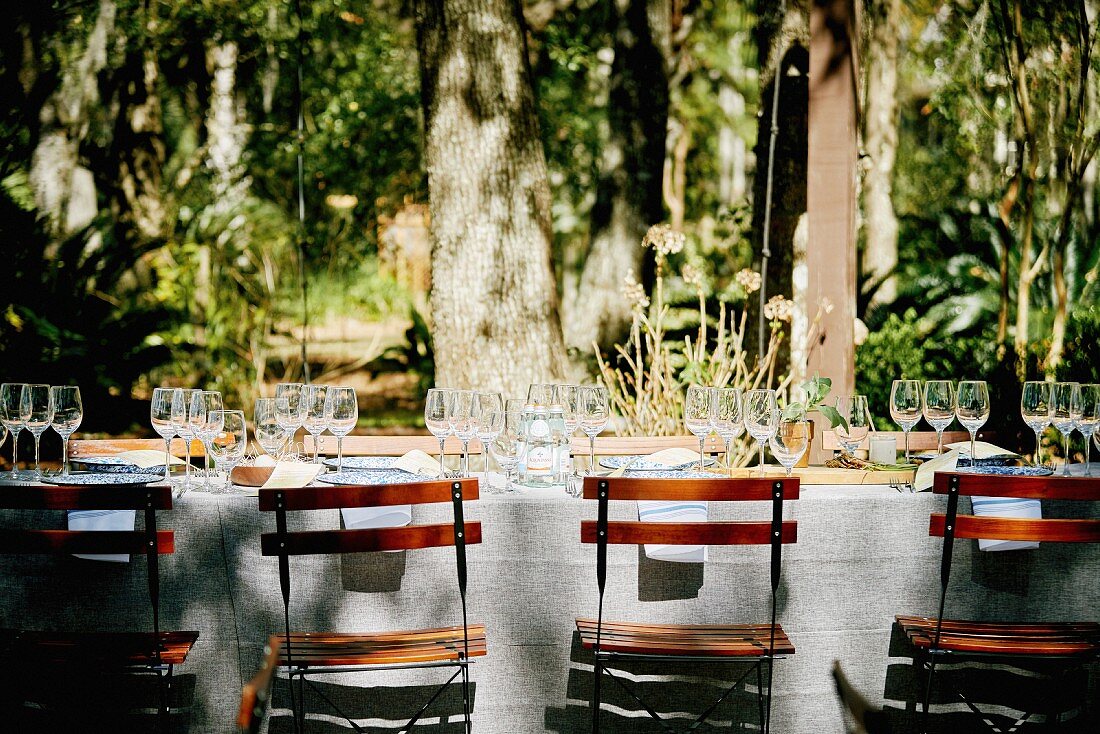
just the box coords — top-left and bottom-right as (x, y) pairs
(265, 479), (476, 734)
(587, 477), (795, 734)
(916, 473), (1100, 734)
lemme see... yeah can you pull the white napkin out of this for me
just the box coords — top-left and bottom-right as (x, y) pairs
(943, 441), (1019, 459)
(115, 449), (186, 468)
(261, 462), (323, 489)
(67, 509), (136, 563)
(630, 448), (709, 563)
(339, 451), (431, 530)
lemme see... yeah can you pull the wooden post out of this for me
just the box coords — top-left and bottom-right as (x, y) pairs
(807, 0), (859, 463)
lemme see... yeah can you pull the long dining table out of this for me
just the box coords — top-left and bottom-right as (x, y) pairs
(0, 475), (1097, 732)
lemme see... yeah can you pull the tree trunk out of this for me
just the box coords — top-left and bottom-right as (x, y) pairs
(566, 0), (670, 353)
(415, 0), (567, 395)
(862, 0), (900, 306)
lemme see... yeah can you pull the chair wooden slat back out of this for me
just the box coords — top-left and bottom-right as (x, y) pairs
(308, 434), (725, 457)
(821, 430), (971, 452)
(69, 438), (206, 458)
(237, 637), (281, 734)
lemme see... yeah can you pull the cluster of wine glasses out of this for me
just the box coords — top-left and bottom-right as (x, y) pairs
(0, 383), (83, 478)
(1022, 381), (1100, 476)
(889, 379), (989, 463)
(683, 386), (745, 469)
(424, 388), (505, 480)
(150, 387), (234, 492)
(684, 386), (806, 476)
(263, 383), (359, 469)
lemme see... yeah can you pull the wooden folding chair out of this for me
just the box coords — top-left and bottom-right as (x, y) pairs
(897, 472), (1100, 732)
(238, 637), (282, 734)
(259, 478), (485, 733)
(578, 475), (799, 733)
(0, 482), (198, 726)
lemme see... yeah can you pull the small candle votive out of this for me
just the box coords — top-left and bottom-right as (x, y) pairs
(869, 436), (897, 464)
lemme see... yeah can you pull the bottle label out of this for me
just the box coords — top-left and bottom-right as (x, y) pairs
(528, 447), (552, 475)
(530, 419), (550, 438)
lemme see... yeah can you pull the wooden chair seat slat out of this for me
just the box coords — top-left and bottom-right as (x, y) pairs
(933, 473), (1100, 500)
(576, 619), (794, 657)
(258, 478), (478, 511)
(0, 529), (175, 555)
(12, 630), (199, 667)
(261, 522), (482, 556)
(278, 625), (488, 667)
(929, 513), (1100, 543)
(581, 519), (796, 546)
(0, 484), (172, 511)
(897, 616), (1100, 657)
(581, 477), (799, 502)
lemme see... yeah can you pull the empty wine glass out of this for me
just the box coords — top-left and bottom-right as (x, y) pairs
(834, 395), (870, 456)
(302, 384), (329, 463)
(1076, 384), (1100, 476)
(209, 410), (247, 494)
(450, 390), (480, 477)
(744, 389), (779, 475)
(275, 383), (305, 455)
(712, 387), (744, 470)
(489, 410), (524, 493)
(527, 383), (554, 407)
(475, 392), (504, 474)
(554, 385), (582, 476)
(254, 397), (285, 460)
(1020, 381), (1053, 468)
(922, 381), (956, 455)
(194, 391), (224, 489)
(684, 385), (714, 470)
(425, 388), (455, 478)
(770, 420), (810, 476)
(956, 380), (991, 468)
(21, 384), (53, 479)
(49, 386), (82, 476)
(1, 383), (28, 478)
(580, 386), (610, 474)
(325, 386), (358, 471)
(172, 388), (200, 487)
(889, 380), (922, 462)
(150, 387), (177, 483)
(1051, 382), (1079, 476)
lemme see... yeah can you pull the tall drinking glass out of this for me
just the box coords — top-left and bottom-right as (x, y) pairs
(254, 397), (285, 460)
(889, 380), (922, 462)
(450, 390), (479, 477)
(744, 389), (779, 475)
(425, 388), (455, 477)
(922, 381), (955, 454)
(49, 386), (82, 475)
(770, 421), (810, 476)
(712, 387), (744, 471)
(325, 387), (358, 471)
(956, 380), (991, 467)
(580, 386), (610, 474)
(209, 410), (247, 494)
(150, 388), (177, 483)
(489, 411), (524, 492)
(21, 384), (53, 478)
(302, 384), (329, 463)
(275, 382), (305, 454)
(1, 383), (28, 477)
(172, 388), (200, 487)
(1051, 382), (1079, 476)
(475, 392), (504, 473)
(554, 385), (582, 476)
(1076, 384), (1100, 476)
(684, 385), (713, 470)
(834, 395), (870, 456)
(194, 391), (224, 489)
(527, 383), (554, 407)
(1020, 381), (1053, 468)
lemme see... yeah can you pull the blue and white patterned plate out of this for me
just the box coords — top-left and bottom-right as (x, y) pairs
(316, 470), (438, 486)
(954, 465), (1054, 477)
(73, 456), (167, 474)
(600, 455), (717, 471)
(915, 453), (1015, 466)
(621, 470), (719, 480)
(321, 456), (397, 471)
(43, 472), (166, 486)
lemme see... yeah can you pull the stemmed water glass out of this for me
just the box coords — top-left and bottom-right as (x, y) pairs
(1020, 381), (1053, 468)
(450, 390), (480, 477)
(172, 388), (200, 488)
(554, 384), (582, 476)
(275, 383), (305, 456)
(712, 387), (744, 471)
(21, 384), (53, 479)
(770, 420), (810, 476)
(425, 388), (455, 478)
(325, 387), (358, 471)
(209, 410), (247, 494)
(684, 385), (714, 471)
(1051, 382), (1079, 476)
(580, 386), (610, 474)
(1076, 384), (1100, 476)
(302, 384), (329, 463)
(49, 386), (82, 476)
(834, 395), (870, 456)
(150, 388), (178, 483)
(1, 383), (28, 477)
(193, 391), (224, 489)
(254, 397), (285, 460)
(475, 392), (504, 474)
(922, 381), (955, 455)
(527, 383), (554, 407)
(956, 380), (991, 468)
(889, 380), (922, 462)
(744, 389), (779, 475)
(489, 410), (523, 492)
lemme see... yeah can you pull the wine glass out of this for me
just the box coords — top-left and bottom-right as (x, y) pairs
(150, 388), (178, 483)
(1, 383), (28, 478)
(922, 381), (956, 455)
(302, 384), (329, 463)
(475, 392), (504, 474)
(254, 397), (285, 460)
(450, 390), (480, 477)
(209, 410), (247, 494)
(684, 385), (714, 470)
(956, 380), (991, 468)
(889, 380), (922, 462)
(172, 388), (200, 487)
(1076, 384), (1100, 476)
(21, 384), (53, 478)
(834, 395), (870, 456)
(194, 391), (224, 489)
(580, 386), (610, 474)
(1051, 382), (1079, 476)
(325, 387), (358, 471)
(275, 382), (305, 455)
(1020, 381), (1053, 468)
(489, 410), (524, 493)
(744, 389), (779, 475)
(554, 384), (582, 476)
(425, 388), (455, 478)
(49, 386), (82, 476)
(770, 420), (810, 476)
(527, 383), (554, 407)
(712, 387), (744, 470)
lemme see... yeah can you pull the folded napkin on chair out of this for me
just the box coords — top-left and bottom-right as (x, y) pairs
(626, 448), (709, 564)
(339, 450), (438, 530)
